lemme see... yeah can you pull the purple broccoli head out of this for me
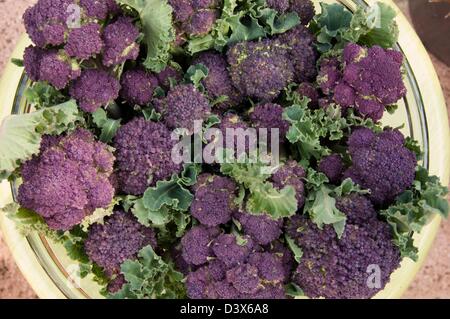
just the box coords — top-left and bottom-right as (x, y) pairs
(344, 127), (417, 206)
(84, 211), (157, 277)
(249, 103), (290, 145)
(289, 0), (316, 25)
(234, 212), (283, 246)
(120, 69), (159, 106)
(318, 154), (345, 184)
(156, 66), (183, 90)
(79, 0), (120, 20)
(65, 23), (104, 60)
(156, 84), (211, 134)
(286, 195), (401, 299)
(190, 174), (238, 226)
(212, 234), (255, 268)
(102, 16), (140, 67)
(181, 225), (220, 266)
(226, 264), (260, 294)
(18, 129), (115, 231)
(277, 25), (317, 83)
(24, 46), (81, 90)
(271, 160), (306, 208)
(317, 57), (342, 96)
(193, 51), (243, 110)
(297, 82), (319, 108)
(114, 118), (183, 195)
(23, 0), (73, 47)
(227, 39), (294, 101)
(69, 69), (120, 113)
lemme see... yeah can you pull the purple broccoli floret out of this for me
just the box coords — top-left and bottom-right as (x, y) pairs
(102, 16), (140, 67)
(227, 39), (294, 101)
(193, 51), (243, 110)
(190, 174), (238, 226)
(318, 154), (345, 184)
(24, 46), (81, 90)
(226, 264), (260, 294)
(212, 234), (255, 268)
(247, 252), (286, 283)
(266, 0), (290, 13)
(65, 23), (104, 60)
(156, 84), (211, 134)
(84, 211), (157, 277)
(343, 127), (417, 206)
(249, 103), (290, 145)
(169, 0), (221, 37)
(277, 25), (317, 83)
(156, 65), (183, 90)
(79, 0), (120, 20)
(234, 212), (283, 246)
(271, 160), (306, 209)
(69, 69), (120, 113)
(267, 0), (315, 25)
(18, 129), (115, 231)
(297, 82), (319, 108)
(317, 57), (342, 96)
(216, 113), (254, 157)
(181, 225), (220, 266)
(286, 195), (401, 299)
(120, 69), (159, 106)
(23, 0), (73, 47)
(114, 118), (183, 195)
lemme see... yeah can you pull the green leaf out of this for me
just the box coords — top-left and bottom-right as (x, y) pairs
(118, 0), (175, 72)
(92, 108), (121, 143)
(305, 185), (347, 238)
(333, 178), (370, 197)
(380, 166), (449, 260)
(285, 235), (303, 263)
(24, 81), (68, 110)
(0, 100), (82, 180)
(109, 245), (186, 299)
(404, 137), (423, 160)
(285, 282), (305, 298)
(11, 58), (24, 67)
(184, 63), (209, 91)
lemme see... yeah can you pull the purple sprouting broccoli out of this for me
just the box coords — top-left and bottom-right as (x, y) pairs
(234, 212), (283, 246)
(64, 23), (104, 60)
(156, 65), (183, 90)
(297, 82), (319, 108)
(286, 195), (400, 299)
(192, 51), (243, 110)
(102, 16), (140, 67)
(181, 225), (220, 266)
(271, 160), (306, 209)
(23, 0), (73, 47)
(266, 240), (295, 282)
(183, 231), (290, 299)
(84, 210), (157, 277)
(249, 103), (290, 145)
(266, 0), (315, 25)
(169, 0), (221, 38)
(79, 0), (120, 20)
(18, 129), (115, 231)
(318, 154), (345, 184)
(155, 84), (211, 134)
(317, 43), (406, 121)
(227, 39), (294, 101)
(69, 69), (120, 113)
(23, 46), (81, 90)
(317, 57), (342, 96)
(190, 174), (238, 226)
(120, 69), (159, 106)
(212, 234), (255, 268)
(107, 275), (126, 294)
(216, 113), (254, 157)
(277, 25), (317, 83)
(114, 117), (183, 195)
(343, 127), (417, 206)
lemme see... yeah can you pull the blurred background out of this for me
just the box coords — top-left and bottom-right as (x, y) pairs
(0, 0), (448, 299)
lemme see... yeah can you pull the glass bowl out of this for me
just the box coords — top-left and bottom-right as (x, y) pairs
(0, 0), (449, 299)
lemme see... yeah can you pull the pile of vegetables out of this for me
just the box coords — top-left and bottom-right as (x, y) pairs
(0, 0), (448, 299)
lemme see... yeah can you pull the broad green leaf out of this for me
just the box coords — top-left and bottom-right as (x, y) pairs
(92, 108), (121, 143)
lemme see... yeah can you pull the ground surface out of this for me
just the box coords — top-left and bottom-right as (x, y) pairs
(0, 0), (448, 299)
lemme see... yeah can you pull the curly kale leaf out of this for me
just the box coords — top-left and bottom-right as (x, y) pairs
(187, 0), (299, 54)
(131, 164), (200, 238)
(117, 0), (175, 72)
(0, 100), (83, 180)
(24, 81), (68, 110)
(381, 166), (449, 261)
(109, 245), (186, 299)
(311, 2), (399, 53)
(219, 152), (298, 219)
